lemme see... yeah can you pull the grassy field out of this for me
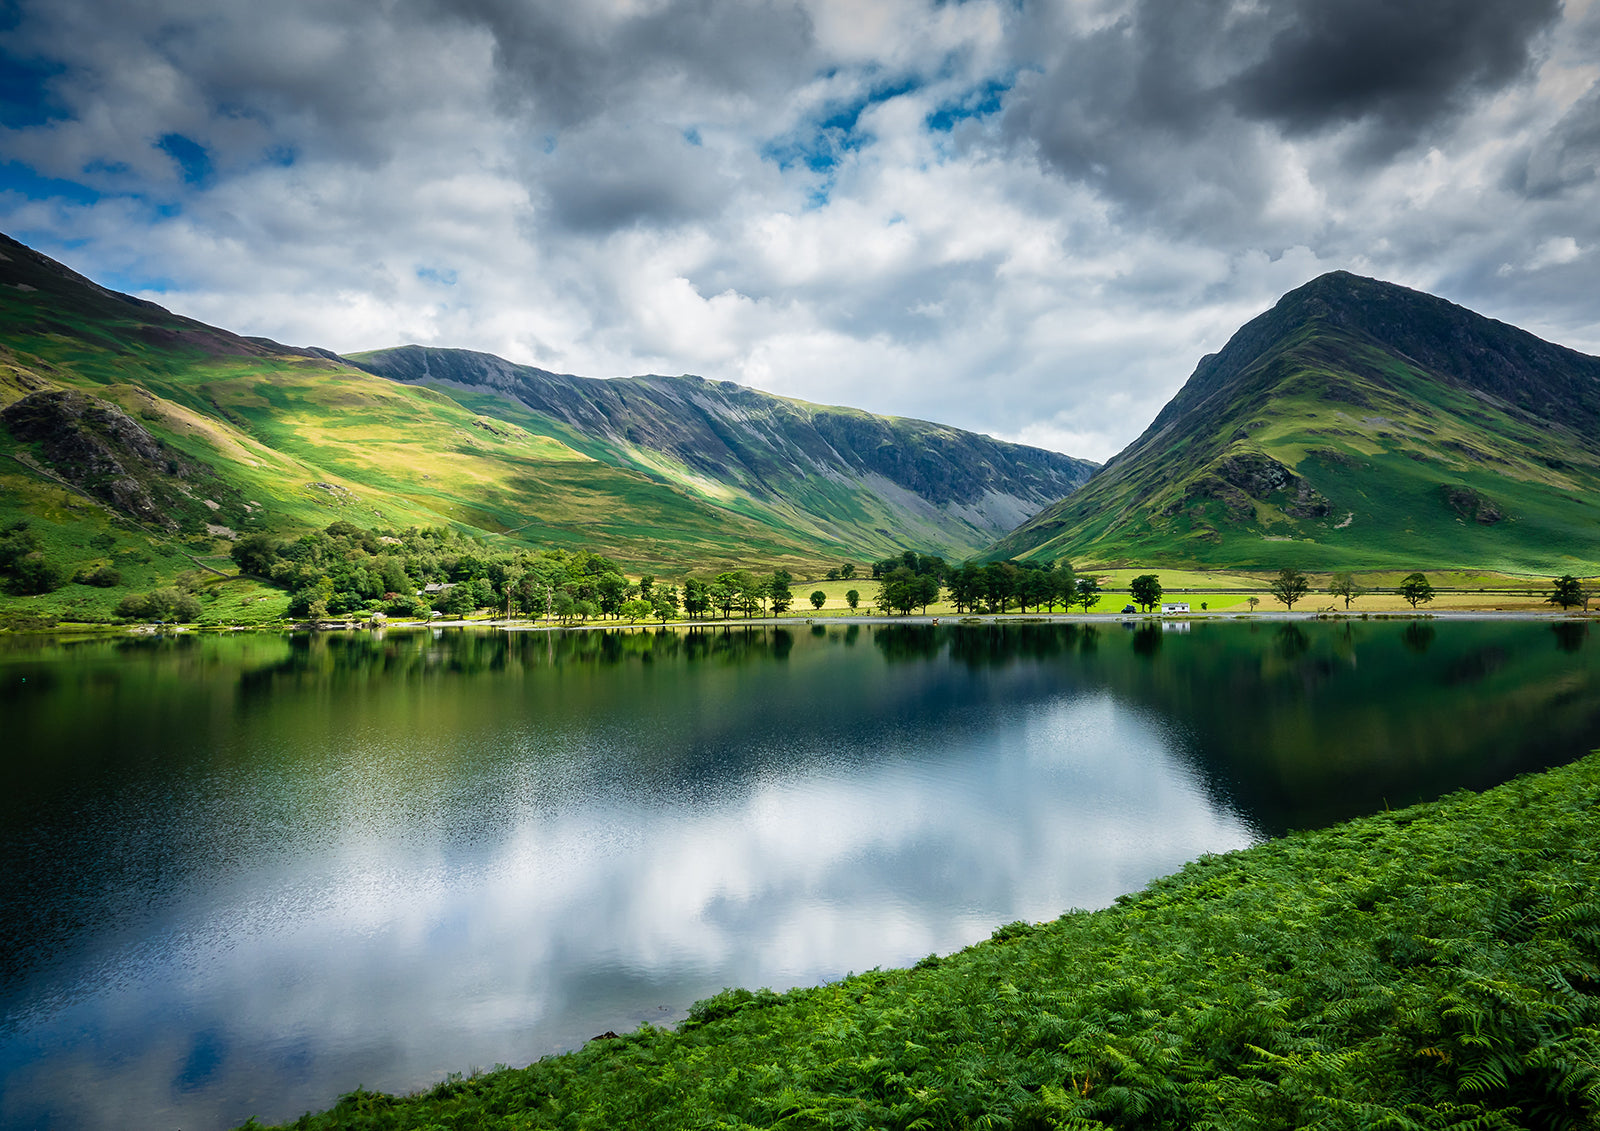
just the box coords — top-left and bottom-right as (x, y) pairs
(763, 570), (1594, 620)
(252, 751), (1600, 1130)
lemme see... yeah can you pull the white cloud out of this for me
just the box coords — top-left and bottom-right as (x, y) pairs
(2, 0), (1598, 461)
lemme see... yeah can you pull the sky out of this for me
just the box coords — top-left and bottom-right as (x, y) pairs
(1, 0), (1598, 462)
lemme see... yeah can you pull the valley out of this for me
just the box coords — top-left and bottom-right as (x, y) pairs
(4, 235), (1600, 632)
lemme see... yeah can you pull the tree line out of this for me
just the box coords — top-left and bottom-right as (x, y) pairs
(229, 522), (681, 623)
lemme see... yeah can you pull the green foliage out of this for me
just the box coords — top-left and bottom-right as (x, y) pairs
(115, 587), (202, 623)
(258, 753), (1600, 1131)
(770, 570), (793, 614)
(878, 566), (940, 615)
(1269, 566), (1310, 609)
(1400, 572), (1437, 609)
(72, 563), (122, 588)
(1130, 573), (1163, 612)
(0, 522), (64, 594)
(1328, 570), (1366, 609)
(1549, 575), (1586, 611)
(809, 589), (826, 610)
(218, 520), (648, 623)
(845, 588), (860, 610)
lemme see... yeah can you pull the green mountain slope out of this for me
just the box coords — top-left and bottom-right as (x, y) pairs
(993, 271), (1600, 572)
(0, 232), (1093, 611)
(344, 345), (1096, 557)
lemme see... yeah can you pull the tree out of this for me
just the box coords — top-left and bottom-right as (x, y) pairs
(73, 564), (121, 588)
(1398, 572), (1435, 609)
(1548, 574), (1584, 610)
(840, 563), (856, 580)
(1328, 571), (1366, 610)
(739, 574), (769, 617)
(230, 532), (280, 576)
(652, 586), (679, 623)
(809, 590), (827, 610)
(878, 567), (923, 615)
(1129, 574), (1163, 613)
(845, 589), (859, 611)
(8, 551), (63, 594)
(948, 562), (982, 613)
(1017, 566), (1053, 613)
(980, 562), (1016, 613)
(1051, 563), (1077, 613)
(1247, 596), (1260, 613)
(682, 577), (710, 620)
(115, 587), (201, 623)
(596, 574), (628, 618)
(1074, 576), (1101, 613)
(709, 572), (742, 619)
(1269, 567), (1310, 610)
(619, 598), (653, 623)
(769, 571), (793, 615)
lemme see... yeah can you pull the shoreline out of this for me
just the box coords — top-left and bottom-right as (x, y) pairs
(11, 605), (1596, 637)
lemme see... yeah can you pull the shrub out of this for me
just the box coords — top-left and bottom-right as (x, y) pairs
(73, 564), (123, 588)
(8, 551), (64, 594)
(114, 587), (201, 622)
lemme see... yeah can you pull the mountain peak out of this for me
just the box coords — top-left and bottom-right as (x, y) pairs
(990, 273), (1600, 571)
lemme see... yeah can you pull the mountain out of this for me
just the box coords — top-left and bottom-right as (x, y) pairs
(0, 232), (1092, 620)
(345, 345), (1096, 558)
(992, 271), (1600, 573)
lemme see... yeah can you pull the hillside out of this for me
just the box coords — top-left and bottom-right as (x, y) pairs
(346, 345), (1095, 558)
(0, 232), (1093, 621)
(993, 272), (1600, 572)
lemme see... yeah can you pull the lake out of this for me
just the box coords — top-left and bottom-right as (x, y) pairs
(3, 618), (1598, 1129)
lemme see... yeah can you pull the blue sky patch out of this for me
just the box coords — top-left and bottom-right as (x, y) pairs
(926, 78), (1010, 132)
(417, 266), (458, 286)
(97, 266), (178, 295)
(0, 160), (100, 204)
(157, 133), (212, 186)
(0, 50), (67, 129)
(763, 75), (924, 174)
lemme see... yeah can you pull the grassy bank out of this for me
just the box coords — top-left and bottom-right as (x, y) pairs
(253, 753), (1600, 1130)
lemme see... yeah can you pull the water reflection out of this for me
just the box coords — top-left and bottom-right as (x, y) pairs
(3, 621), (1600, 1130)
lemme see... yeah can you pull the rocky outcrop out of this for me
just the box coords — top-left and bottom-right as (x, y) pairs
(1439, 484), (1504, 525)
(2, 390), (195, 528)
(1176, 451), (1332, 524)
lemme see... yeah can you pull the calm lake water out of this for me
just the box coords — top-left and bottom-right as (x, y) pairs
(3, 618), (1598, 1129)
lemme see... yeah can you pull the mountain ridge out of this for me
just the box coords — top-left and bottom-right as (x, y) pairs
(345, 343), (1097, 547)
(993, 271), (1600, 572)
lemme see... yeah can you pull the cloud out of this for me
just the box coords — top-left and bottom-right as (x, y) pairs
(0, 0), (1598, 462)
(1227, 0), (1561, 139)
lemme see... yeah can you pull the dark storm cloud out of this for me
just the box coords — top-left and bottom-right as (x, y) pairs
(419, 0), (817, 130)
(1003, 0), (1563, 223)
(1227, 0), (1560, 136)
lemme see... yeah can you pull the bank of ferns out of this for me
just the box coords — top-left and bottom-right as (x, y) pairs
(264, 754), (1600, 1130)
